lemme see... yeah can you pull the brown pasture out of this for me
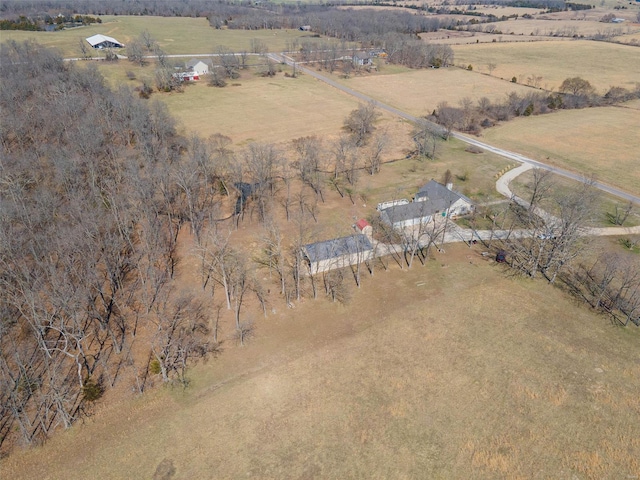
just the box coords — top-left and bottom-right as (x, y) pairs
(473, 18), (640, 38)
(483, 101), (640, 196)
(339, 67), (534, 118)
(420, 29), (574, 44)
(452, 40), (640, 92)
(154, 72), (413, 149)
(0, 16), (315, 57)
(2, 243), (639, 479)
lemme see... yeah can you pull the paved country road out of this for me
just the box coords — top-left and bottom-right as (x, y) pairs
(269, 53), (640, 206)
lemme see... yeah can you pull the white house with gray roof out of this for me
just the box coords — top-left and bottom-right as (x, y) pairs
(414, 180), (474, 218)
(379, 180), (474, 230)
(380, 201), (438, 230)
(185, 59), (210, 76)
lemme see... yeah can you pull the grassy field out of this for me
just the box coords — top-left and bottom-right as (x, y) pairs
(474, 19), (639, 38)
(452, 40), (640, 92)
(2, 243), (639, 479)
(483, 101), (640, 196)
(156, 72), (365, 145)
(510, 169), (640, 228)
(337, 67), (534, 118)
(0, 16), (315, 57)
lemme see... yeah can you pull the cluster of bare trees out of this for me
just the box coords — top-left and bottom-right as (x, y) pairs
(384, 34), (454, 69)
(489, 169), (601, 283)
(431, 80), (640, 136)
(564, 254), (640, 326)
(0, 42), (221, 452)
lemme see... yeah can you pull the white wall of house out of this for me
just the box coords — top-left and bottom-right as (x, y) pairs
(391, 215), (433, 230)
(309, 251), (373, 275)
(449, 199), (473, 217)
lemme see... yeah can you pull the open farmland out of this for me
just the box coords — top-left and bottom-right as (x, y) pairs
(0, 16), (313, 57)
(466, 19), (639, 38)
(156, 73), (375, 146)
(452, 40), (640, 92)
(483, 100), (640, 196)
(338, 67), (533, 118)
(2, 244), (639, 479)
(420, 29), (575, 44)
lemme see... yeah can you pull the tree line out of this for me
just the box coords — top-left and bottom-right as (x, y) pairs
(431, 78), (640, 137)
(0, 41), (214, 453)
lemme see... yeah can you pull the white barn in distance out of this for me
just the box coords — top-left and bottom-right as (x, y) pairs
(86, 34), (124, 49)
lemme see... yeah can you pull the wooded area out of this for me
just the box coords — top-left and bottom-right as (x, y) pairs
(0, 41), (216, 452)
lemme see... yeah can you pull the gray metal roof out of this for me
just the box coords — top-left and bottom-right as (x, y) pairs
(380, 201), (437, 225)
(303, 234), (372, 263)
(415, 180), (473, 206)
(86, 34), (123, 47)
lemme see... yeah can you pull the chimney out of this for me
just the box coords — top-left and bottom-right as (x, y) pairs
(446, 182), (453, 191)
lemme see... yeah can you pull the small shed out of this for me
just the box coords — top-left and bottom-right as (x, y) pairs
(355, 219), (373, 239)
(303, 234), (373, 275)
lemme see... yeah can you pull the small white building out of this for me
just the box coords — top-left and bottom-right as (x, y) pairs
(185, 59), (210, 77)
(86, 34), (124, 49)
(303, 234), (373, 275)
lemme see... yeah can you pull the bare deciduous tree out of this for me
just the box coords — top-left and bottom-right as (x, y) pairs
(344, 101), (380, 147)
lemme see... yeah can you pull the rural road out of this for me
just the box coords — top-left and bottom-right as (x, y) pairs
(71, 50), (638, 206)
(269, 53), (640, 206)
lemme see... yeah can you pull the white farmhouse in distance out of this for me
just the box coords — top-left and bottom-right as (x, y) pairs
(185, 59), (210, 77)
(86, 34), (124, 49)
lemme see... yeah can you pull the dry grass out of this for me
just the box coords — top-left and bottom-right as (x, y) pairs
(0, 16), (315, 57)
(483, 102), (640, 195)
(473, 18), (639, 38)
(510, 169), (640, 228)
(2, 244), (639, 479)
(156, 72), (365, 146)
(420, 29), (575, 44)
(452, 40), (640, 92)
(338, 67), (534, 118)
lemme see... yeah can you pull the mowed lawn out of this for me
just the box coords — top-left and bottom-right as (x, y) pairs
(0, 16), (314, 56)
(342, 67), (533, 117)
(2, 245), (639, 479)
(452, 40), (640, 92)
(483, 101), (640, 195)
